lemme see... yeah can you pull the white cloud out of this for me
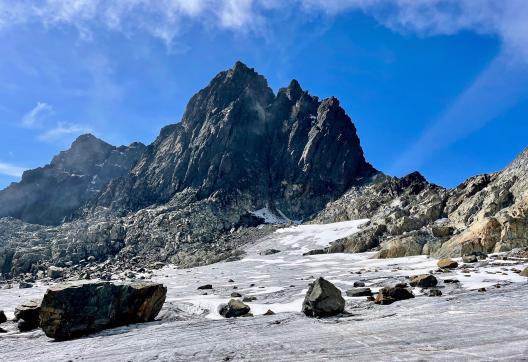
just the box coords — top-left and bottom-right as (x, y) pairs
(21, 102), (53, 128)
(0, 161), (26, 177)
(37, 121), (92, 142)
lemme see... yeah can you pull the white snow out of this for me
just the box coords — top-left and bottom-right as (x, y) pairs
(251, 208), (291, 224)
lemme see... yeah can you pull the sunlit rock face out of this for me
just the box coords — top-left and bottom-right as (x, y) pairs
(0, 134), (146, 225)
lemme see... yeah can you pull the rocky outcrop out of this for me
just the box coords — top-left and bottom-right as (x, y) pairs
(0, 135), (146, 225)
(302, 277), (345, 317)
(95, 62), (376, 220)
(39, 281), (166, 340)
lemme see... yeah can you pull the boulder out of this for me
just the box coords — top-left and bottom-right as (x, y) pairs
(48, 266), (64, 279)
(14, 300), (41, 331)
(218, 299), (251, 318)
(520, 267), (528, 277)
(345, 287), (372, 297)
(230, 292), (242, 297)
(302, 277), (345, 317)
(409, 274), (438, 288)
(260, 249), (280, 256)
(423, 288), (442, 297)
(353, 281), (366, 287)
(462, 255), (478, 263)
(18, 281), (33, 289)
(0, 310), (6, 324)
(263, 309), (275, 316)
(375, 286), (414, 305)
(197, 284), (213, 290)
(437, 258), (458, 269)
(39, 281), (166, 340)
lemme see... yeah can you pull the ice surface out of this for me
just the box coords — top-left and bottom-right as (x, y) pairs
(1, 219), (527, 361)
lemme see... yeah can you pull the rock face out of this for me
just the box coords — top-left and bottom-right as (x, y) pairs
(0, 135), (146, 225)
(96, 62), (376, 219)
(39, 281), (166, 340)
(302, 277), (345, 317)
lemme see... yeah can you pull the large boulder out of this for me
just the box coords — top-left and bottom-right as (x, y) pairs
(520, 267), (528, 277)
(14, 300), (41, 331)
(218, 299), (251, 318)
(375, 285), (414, 305)
(409, 274), (438, 288)
(302, 277), (345, 317)
(39, 281), (166, 340)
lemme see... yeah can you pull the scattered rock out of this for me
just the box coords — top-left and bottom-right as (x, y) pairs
(302, 277), (345, 317)
(18, 281), (33, 289)
(263, 309), (275, 316)
(230, 292), (242, 298)
(47, 266), (64, 279)
(353, 281), (365, 287)
(409, 274), (438, 288)
(478, 287), (486, 292)
(443, 278), (460, 284)
(423, 288), (442, 297)
(302, 249), (325, 256)
(218, 299), (251, 318)
(462, 255), (478, 263)
(14, 300), (41, 331)
(437, 258), (458, 269)
(242, 296), (256, 302)
(375, 285), (414, 305)
(345, 287), (372, 297)
(39, 281), (166, 340)
(260, 249), (280, 256)
(197, 284), (213, 290)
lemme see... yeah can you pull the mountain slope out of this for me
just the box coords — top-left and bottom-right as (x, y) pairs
(0, 135), (146, 225)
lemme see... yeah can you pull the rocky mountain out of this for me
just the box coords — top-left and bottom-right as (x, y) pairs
(314, 147), (528, 259)
(0, 135), (146, 225)
(96, 61), (376, 219)
(0, 61), (527, 280)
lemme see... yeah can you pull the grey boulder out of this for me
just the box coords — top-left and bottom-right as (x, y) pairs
(302, 277), (345, 317)
(218, 299), (251, 318)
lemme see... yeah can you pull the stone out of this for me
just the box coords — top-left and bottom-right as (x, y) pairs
(375, 286), (414, 305)
(14, 300), (41, 331)
(260, 249), (280, 256)
(263, 309), (275, 316)
(39, 281), (166, 340)
(0, 310), (6, 324)
(409, 274), (438, 288)
(423, 288), (442, 297)
(47, 266), (64, 279)
(520, 267), (528, 277)
(478, 287), (486, 292)
(345, 287), (372, 297)
(443, 278), (460, 284)
(302, 277), (345, 318)
(242, 296), (256, 302)
(462, 255), (478, 263)
(218, 299), (251, 318)
(437, 258), (458, 269)
(230, 292), (242, 298)
(353, 281), (366, 287)
(303, 249), (325, 256)
(18, 281), (33, 289)
(197, 284), (213, 290)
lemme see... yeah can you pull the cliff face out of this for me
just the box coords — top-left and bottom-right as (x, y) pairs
(0, 135), (146, 225)
(97, 62), (376, 219)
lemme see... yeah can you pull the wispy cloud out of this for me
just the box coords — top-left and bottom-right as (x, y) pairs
(0, 161), (26, 177)
(21, 101), (53, 128)
(37, 122), (92, 142)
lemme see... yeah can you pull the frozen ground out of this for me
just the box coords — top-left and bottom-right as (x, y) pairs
(1, 220), (528, 361)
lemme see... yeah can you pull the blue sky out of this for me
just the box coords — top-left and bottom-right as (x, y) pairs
(1, 0), (528, 189)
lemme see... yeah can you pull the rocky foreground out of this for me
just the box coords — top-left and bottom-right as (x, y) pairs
(1, 221), (527, 361)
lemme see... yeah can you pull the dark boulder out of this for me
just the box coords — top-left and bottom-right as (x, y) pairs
(345, 287), (372, 297)
(409, 274), (438, 288)
(14, 300), (41, 331)
(303, 249), (325, 256)
(375, 286), (414, 305)
(218, 299), (251, 318)
(302, 277), (345, 317)
(39, 281), (166, 340)
(197, 284), (213, 290)
(0, 310), (6, 324)
(423, 288), (442, 297)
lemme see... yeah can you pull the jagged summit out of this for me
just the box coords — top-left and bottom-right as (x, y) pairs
(96, 62), (377, 218)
